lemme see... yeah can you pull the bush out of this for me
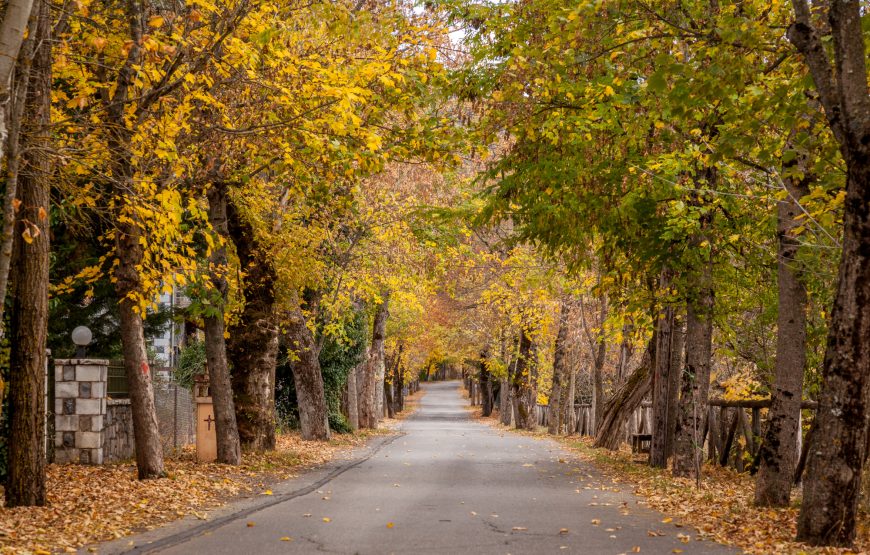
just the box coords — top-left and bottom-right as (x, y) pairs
(176, 340), (206, 389)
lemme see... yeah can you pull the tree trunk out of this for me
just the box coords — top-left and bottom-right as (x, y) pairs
(384, 354), (395, 419)
(498, 333), (513, 425)
(673, 236), (715, 479)
(0, 0), (37, 337)
(512, 330), (536, 430)
(548, 302), (570, 434)
(796, 162), (870, 544)
(499, 376), (512, 425)
(667, 314), (686, 456)
(203, 182), (241, 465)
(345, 362), (360, 430)
(4, 0), (47, 505)
(107, 0), (164, 480)
(591, 328), (606, 434)
(594, 336), (654, 450)
(285, 302), (330, 440)
(0, 0), (35, 182)
(480, 350), (493, 417)
(788, 0), (870, 546)
(359, 294), (389, 429)
(755, 162), (810, 506)
(226, 199), (278, 451)
(565, 365), (577, 434)
(650, 272), (676, 468)
(395, 346), (405, 413)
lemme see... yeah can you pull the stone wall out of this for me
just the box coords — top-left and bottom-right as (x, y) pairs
(53, 360), (196, 464)
(104, 399), (135, 462)
(53, 359), (108, 464)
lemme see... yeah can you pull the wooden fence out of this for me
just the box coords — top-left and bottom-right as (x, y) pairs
(534, 402), (654, 440)
(531, 398), (817, 474)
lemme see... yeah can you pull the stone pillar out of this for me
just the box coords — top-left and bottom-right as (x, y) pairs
(54, 358), (108, 464)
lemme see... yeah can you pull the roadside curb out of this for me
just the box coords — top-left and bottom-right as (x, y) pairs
(82, 432), (403, 554)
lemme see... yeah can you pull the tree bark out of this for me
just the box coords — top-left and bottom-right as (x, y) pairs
(345, 362), (361, 430)
(565, 364), (577, 434)
(107, 1), (165, 479)
(667, 315), (685, 451)
(226, 198), (278, 451)
(498, 333), (513, 425)
(0, 0), (37, 337)
(384, 352), (395, 419)
(789, 0), (870, 546)
(203, 182), (241, 465)
(548, 302), (570, 434)
(359, 294), (389, 429)
(479, 349), (494, 417)
(512, 330), (536, 430)
(285, 301), (330, 440)
(4, 0), (48, 506)
(591, 322), (606, 434)
(594, 335), (654, 450)
(755, 161), (811, 506)
(395, 344), (405, 413)
(650, 271), (676, 468)
(0, 0), (34, 178)
(673, 231), (715, 479)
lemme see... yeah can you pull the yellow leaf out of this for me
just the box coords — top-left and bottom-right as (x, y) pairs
(661, 517), (672, 524)
(280, 536), (292, 542)
(322, 517), (331, 522)
(148, 15), (164, 27)
(22, 227), (33, 244)
(386, 522), (394, 528)
(262, 490), (273, 495)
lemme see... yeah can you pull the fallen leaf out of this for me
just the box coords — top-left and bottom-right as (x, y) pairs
(512, 527), (528, 531)
(280, 536), (292, 542)
(559, 528), (569, 535)
(262, 490), (273, 496)
(246, 522), (255, 527)
(322, 517), (331, 523)
(591, 519), (601, 525)
(661, 517), (673, 524)
(386, 522), (394, 529)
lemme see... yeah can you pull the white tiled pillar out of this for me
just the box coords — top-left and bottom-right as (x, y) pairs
(54, 358), (108, 464)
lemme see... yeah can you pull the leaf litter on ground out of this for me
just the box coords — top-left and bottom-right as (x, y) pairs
(0, 431), (378, 554)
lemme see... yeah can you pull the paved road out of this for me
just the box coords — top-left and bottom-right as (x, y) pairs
(128, 381), (735, 554)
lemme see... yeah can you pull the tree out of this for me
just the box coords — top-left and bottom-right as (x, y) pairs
(203, 182), (241, 465)
(4, 0), (49, 507)
(755, 157), (812, 506)
(0, 0), (35, 320)
(359, 294), (389, 429)
(788, 0), (870, 546)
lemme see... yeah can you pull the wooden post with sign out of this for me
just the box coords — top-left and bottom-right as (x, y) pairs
(194, 372), (216, 463)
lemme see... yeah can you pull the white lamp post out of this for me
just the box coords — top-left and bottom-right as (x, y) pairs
(71, 325), (93, 358)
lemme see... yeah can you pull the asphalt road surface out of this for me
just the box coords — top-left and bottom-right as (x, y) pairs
(114, 381), (736, 554)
